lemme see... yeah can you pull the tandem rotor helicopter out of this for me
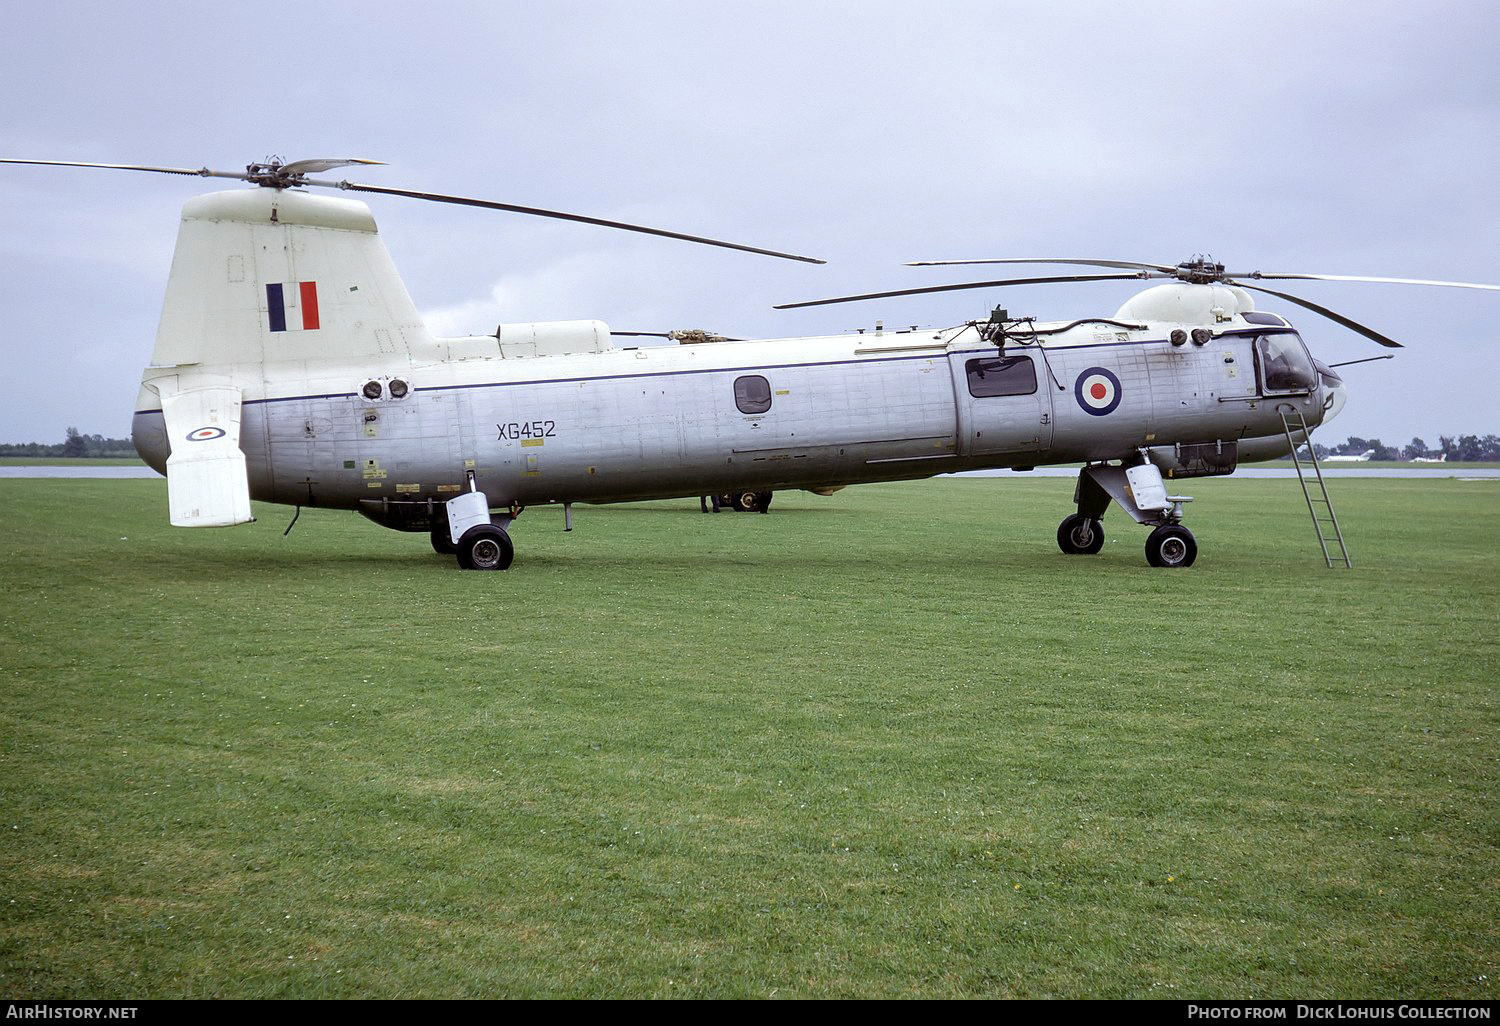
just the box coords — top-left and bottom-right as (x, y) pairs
(5, 156), (1497, 570)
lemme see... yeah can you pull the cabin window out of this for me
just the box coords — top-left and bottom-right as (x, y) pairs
(965, 355), (1037, 398)
(1255, 333), (1316, 393)
(734, 375), (773, 414)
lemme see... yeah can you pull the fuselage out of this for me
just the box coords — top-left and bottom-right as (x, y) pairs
(132, 316), (1331, 514)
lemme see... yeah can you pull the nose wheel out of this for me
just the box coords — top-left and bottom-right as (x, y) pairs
(1144, 525), (1197, 568)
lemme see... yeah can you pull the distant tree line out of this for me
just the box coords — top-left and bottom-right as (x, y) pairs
(1312, 435), (1500, 461)
(0, 427), (137, 459)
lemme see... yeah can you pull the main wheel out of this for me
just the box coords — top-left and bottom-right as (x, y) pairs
(1144, 525), (1197, 568)
(1057, 514), (1104, 555)
(431, 523), (457, 555)
(724, 490), (774, 513)
(456, 524), (514, 571)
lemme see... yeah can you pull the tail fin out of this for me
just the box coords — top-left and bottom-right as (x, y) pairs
(149, 187), (434, 369)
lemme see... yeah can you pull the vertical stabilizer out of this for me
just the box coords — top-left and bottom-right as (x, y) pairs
(150, 188), (435, 369)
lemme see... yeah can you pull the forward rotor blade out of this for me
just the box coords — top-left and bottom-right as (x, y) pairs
(0, 157), (241, 180)
(1328, 355), (1396, 368)
(774, 272), (1145, 310)
(331, 180), (826, 264)
(1233, 281), (1404, 348)
(905, 256), (1177, 273)
(1242, 271), (1500, 291)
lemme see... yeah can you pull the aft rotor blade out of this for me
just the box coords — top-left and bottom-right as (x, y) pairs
(278, 158), (385, 176)
(774, 272), (1146, 310)
(905, 256), (1177, 273)
(1242, 271), (1500, 291)
(330, 180), (826, 264)
(2, 158), (824, 265)
(0, 157), (244, 181)
(612, 330), (746, 341)
(1234, 282), (1404, 348)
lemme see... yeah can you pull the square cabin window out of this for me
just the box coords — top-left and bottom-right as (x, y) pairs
(965, 355), (1037, 398)
(734, 374), (773, 414)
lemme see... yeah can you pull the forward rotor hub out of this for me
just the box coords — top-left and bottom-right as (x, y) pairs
(1175, 257), (1227, 284)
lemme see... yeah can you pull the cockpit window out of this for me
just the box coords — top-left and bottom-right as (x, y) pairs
(1256, 333), (1317, 393)
(966, 355), (1037, 398)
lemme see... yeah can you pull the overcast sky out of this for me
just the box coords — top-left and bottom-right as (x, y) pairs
(2, 0), (1496, 447)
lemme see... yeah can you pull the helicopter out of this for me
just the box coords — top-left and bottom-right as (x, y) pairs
(4, 157), (1496, 570)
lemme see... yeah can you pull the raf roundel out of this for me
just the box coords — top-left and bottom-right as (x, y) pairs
(186, 426), (227, 442)
(1074, 367), (1122, 417)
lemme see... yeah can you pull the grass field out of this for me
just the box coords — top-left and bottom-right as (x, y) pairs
(1, 477), (1496, 999)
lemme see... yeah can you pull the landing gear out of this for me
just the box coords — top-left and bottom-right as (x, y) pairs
(710, 490), (774, 513)
(444, 479), (518, 571)
(740, 491), (773, 514)
(1057, 514), (1104, 555)
(1144, 525), (1197, 568)
(1068, 459), (1199, 568)
(456, 524), (514, 571)
(431, 523), (456, 555)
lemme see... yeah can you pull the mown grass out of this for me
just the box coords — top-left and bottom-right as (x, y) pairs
(1, 477), (1495, 999)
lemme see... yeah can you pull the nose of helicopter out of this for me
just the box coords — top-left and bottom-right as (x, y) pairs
(1316, 361), (1348, 425)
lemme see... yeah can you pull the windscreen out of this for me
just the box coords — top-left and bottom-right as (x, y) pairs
(1256, 333), (1317, 392)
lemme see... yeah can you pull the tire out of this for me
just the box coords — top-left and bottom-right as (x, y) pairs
(1145, 525), (1197, 568)
(431, 523), (457, 555)
(455, 524), (514, 571)
(1057, 514), (1104, 555)
(726, 490), (774, 513)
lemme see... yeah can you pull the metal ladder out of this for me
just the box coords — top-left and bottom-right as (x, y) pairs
(1280, 408), (1352, 568)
